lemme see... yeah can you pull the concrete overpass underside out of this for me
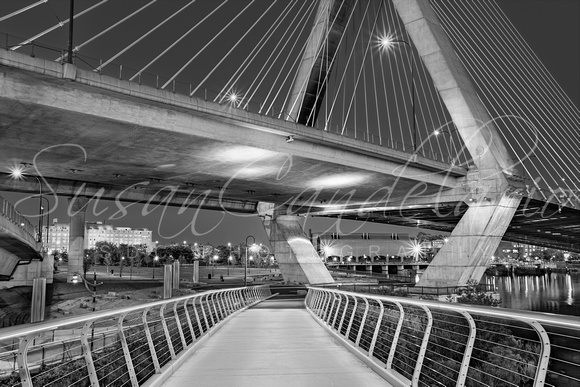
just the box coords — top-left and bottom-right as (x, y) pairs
(315, 198), (580, 253)
(0, 50), (463, 284)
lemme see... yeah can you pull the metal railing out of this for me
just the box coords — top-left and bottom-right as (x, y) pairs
(0, 286), (270, 387)
(305, 287), (580, 387)
(0, 195), (38, 242)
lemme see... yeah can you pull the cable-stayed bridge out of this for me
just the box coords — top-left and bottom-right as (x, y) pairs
(0, 0), (578, 287)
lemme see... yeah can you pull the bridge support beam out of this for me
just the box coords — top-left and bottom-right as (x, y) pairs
(259, 203), (333, 285)
(285, 0), (353, 125)
(417, 194), (521, 287)
(67, 196), (89, 283)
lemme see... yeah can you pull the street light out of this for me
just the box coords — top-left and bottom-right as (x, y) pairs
(120, 256), (125, 278)
(380, 35), (417, 153)
(212, 254), (218, 276)
(245, 236), (255, 287)
(9, 166), (45, 242)
(153, 255), (159, 279)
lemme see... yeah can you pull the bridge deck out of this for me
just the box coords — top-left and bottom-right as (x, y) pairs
(162, 298), (389, 386)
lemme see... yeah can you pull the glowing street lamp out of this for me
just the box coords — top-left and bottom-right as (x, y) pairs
(153, 255), (159, 279)
(9, 165), (45, 242)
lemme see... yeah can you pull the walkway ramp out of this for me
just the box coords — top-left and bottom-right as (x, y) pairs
(162, 299), (389, 386)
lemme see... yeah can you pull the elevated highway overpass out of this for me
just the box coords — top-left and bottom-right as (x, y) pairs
(1, 0), (578, 287)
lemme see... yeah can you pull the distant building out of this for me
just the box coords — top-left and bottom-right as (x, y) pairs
(42, 220), (153, 252)
(311, 232), (416, 262)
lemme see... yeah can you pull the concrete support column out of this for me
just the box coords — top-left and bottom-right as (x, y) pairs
(418, 195), (521, 287)
(172, 261), (180, 290)
(67, 196), (89, 283)
(30, 277), (46, 323)
(192, 261), (199, 284)
(258, 203), (333, 285)
(163, 264), (173, 299)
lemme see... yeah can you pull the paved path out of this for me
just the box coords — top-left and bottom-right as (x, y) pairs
(162, 299), (389, 386)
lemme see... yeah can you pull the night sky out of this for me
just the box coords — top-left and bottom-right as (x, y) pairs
(1, 0), (578, 247)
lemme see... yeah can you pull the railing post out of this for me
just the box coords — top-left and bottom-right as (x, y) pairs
(210, 293), (221, 322)
(345, 297), (358, 339)
(337, 294), (350, 334)
(233, 289), (242, 308)
(17, 333), (37, 387)
(386, 301), (405, 370)
(142, 307), (161, 373)
(159, 304), (176, 360)
(331, 294), (343, 329)
(80, 320), (100, 386)
(118, 312), (139, 387)
(321, 291), (332, 319)
(173, 302), (187, 350)
(192, 297), (203, 336)
(315, 290), (325, 313)
(411, 305), (433, 387)
(182, 299), (194, 341)
(457, 310), (476, 387)
(222, 291), (231, 315)
(324, 293), (337, 323)
(368, 300), (385, 358)
(200, 295), (211, 328)
(355, 298), (370, 346)
(527, 320), (552, 387)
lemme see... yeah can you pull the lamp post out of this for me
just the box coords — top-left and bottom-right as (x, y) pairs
(38, 196), (50, 249)
(244, 236), (255, 287)
(380, 36), (416, 153)
(212, 254), (218, 276)
(120, 256), (124, 278)
(434, 129), (459, 165)
(153, 255), (159, 279)
(9, 167), (45, 242)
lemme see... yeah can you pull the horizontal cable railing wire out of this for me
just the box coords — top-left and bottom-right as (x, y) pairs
(0, 286), (270, 387)
(305, 287), (578, 387)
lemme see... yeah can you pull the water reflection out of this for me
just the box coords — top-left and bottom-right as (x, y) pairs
(483, 272), (580, 316)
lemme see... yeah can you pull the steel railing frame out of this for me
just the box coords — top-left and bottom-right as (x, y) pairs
(305, 287), (579, 387)
(0, 285), (270, 387)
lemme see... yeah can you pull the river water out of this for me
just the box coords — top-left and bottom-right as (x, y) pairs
(482, 272), (580, 317)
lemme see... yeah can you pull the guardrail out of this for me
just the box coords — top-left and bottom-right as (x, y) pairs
(0, 286), (270, 387)
(305, 287), (579, 387)
(0, 195), (38, 243)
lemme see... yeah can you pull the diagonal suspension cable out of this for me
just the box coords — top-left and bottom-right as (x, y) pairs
(239, 0), (315, 111)
(161, 1), (255, 90)
(101, 0), (200, 75)
(0, 0), (48, 23)
(55, 0), (158, 62)
(189, 1), (278, 96)
(215, 0), (299, 104)
(10, 0), (108, 51)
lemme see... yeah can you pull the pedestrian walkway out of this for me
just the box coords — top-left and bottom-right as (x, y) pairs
(161, 298), (390, 386)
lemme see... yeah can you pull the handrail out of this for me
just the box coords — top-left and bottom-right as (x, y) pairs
(0, 285), (271, 386)
(305, 287), (579, 387)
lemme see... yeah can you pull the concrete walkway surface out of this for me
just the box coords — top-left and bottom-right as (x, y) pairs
(161, 299), (390, 386)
